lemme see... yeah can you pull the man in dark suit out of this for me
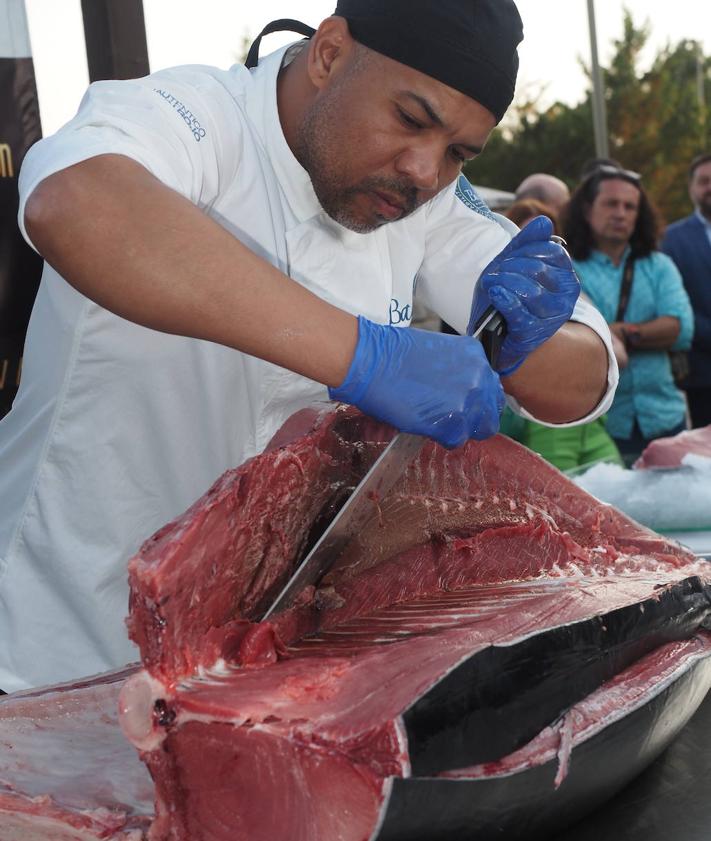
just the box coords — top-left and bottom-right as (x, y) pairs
(662, 153), (711, 428)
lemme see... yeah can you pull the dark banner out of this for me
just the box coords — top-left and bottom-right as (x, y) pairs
(81, 0), (149, 82)
(0, 2), (43, 418)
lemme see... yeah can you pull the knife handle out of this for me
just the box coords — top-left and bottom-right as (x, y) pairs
(471, 306), (507, 370)
(471, 235), (565, 369)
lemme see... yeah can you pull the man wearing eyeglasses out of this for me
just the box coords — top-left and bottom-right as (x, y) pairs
(563, 161), (694, 465)
(661, 153), (711, 429)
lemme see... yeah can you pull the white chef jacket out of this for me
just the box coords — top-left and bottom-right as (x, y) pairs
(0, 45), (618, 691)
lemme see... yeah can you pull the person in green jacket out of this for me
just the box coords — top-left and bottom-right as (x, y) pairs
(501, 194), (624, 471)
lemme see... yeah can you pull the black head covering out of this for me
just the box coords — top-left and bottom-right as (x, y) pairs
(334, 0), (523, 122)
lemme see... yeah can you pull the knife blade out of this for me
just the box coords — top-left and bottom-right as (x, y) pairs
(261, 303), (506, 619)
(262, 430), (423, 618)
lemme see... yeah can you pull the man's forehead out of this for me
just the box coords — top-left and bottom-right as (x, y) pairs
(692, 161), (711, 180)
(597, 179), (640, 198)
(379, 55), (497, 131)
(386, 56), (495, 111)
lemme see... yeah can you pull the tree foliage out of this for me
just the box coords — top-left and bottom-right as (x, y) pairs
(465, 10), (711, 225)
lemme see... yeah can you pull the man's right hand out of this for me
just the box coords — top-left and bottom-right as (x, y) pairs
(329, 316), (505, 449)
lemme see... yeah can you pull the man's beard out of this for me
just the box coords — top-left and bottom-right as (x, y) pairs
(316, 175), (420, 233)
(295, 102), (420, 233)
(602, 223), (634, 245)
(697, 194), (711, 221)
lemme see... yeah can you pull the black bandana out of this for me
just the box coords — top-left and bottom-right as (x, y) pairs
(334, 0), (523, 122)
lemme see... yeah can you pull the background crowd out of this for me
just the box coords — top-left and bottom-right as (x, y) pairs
(488, 153), (710, 471)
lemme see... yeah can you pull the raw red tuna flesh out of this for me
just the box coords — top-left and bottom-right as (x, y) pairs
(115, 406), (711, 841)
(1, 405), (709, 840)
(3, 634), (709, 841)
(635, 424), (711, 468)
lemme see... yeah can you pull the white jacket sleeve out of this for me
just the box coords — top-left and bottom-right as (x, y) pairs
(18, 64), (249, 250)
(416, 175), (512, 334)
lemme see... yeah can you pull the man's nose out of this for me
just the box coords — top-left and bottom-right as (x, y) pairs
(394, 146), (440, 193)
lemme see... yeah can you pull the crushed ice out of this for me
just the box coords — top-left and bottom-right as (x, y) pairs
(572, 454), (711, 531)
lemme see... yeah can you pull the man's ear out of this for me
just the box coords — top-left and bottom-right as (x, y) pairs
(307, 16), (355, 91)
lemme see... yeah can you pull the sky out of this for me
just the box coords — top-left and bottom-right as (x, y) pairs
(20, 0), (711, 136)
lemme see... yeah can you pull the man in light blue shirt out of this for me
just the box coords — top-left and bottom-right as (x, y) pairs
(563, 163), (694, 464)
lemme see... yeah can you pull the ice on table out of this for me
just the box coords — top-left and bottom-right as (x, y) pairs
(573, 455), (711, 532)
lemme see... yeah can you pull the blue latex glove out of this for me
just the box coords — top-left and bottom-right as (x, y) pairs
(468, 216), (580, 375)
(329, 316), (505, 448)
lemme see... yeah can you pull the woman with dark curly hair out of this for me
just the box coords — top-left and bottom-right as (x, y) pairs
(562, 163), (694, 465)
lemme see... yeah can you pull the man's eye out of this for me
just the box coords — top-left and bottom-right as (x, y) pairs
(398, 109), (423, 129)
(449, 148), (468, 163)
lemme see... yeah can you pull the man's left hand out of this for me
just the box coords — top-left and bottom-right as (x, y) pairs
(468, 216), (580, 375)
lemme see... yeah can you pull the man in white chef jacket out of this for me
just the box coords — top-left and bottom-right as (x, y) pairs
(0, 0), (617, 692)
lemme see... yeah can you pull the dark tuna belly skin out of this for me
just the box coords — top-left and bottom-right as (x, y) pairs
(375, 641), (711, 841)
(404, 575), (711, 774)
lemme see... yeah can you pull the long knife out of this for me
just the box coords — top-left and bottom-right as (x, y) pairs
(262, 304), (506, 619)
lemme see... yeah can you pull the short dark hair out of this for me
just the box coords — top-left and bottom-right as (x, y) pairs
(689, 153), (711, 180)
(562, 166), (660, 261)
(506, 198), (560, 234)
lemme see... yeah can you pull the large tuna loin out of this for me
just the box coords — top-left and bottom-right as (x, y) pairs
(119, 406), (711, 841)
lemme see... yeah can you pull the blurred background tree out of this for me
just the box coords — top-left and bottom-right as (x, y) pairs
(466, 9), (710, 226)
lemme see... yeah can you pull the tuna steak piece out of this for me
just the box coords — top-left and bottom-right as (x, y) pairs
(119, 406), (711, 841)
(0, 667), (153, 841)
(635, 424), (711, 469)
